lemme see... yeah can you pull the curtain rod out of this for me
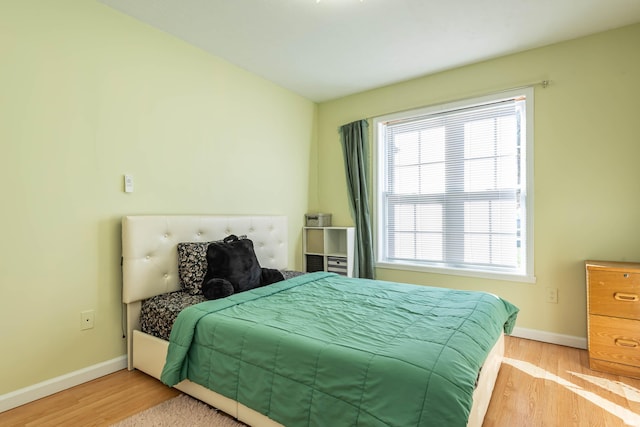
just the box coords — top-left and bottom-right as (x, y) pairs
(506, 79), (550, 91)
(364, 79), (551, 122)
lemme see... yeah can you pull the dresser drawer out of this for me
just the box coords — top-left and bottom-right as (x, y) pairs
(589, 314), (640, 368)
(588, 270), (640, 320)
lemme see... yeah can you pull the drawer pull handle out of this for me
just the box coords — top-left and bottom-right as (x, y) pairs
(614, 292), (639, 302)
(615, 339), (639, 348)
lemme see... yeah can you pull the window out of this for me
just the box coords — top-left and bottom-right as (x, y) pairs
(374, 88), (534, 282)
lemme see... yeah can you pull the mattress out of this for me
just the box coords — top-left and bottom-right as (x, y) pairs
(141, 291), (206, 341)
(140, 270), (306, 341)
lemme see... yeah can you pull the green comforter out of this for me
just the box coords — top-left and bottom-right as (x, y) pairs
(161, 272), (518, 427)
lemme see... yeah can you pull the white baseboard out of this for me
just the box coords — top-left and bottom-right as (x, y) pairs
(512, 326), (587, 349)
(0, 329), (585, 413)
(0, 355), (127, 413)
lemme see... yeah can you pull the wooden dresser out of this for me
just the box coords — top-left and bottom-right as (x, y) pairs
(586, 260), (640, 378)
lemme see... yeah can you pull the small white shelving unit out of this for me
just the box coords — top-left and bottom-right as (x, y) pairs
(302, 226), (355, 277)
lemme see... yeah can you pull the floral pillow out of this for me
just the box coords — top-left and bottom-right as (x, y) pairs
(177, 241), (213, 295)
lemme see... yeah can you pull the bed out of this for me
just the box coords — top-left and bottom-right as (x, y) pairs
(122, 215), (517, 427)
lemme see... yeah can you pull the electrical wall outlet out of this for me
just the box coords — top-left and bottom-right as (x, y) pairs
(81, 310), (95, 330)
(546, 287), (558, 304)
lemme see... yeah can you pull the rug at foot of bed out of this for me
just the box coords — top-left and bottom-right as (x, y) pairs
(110, 394), (246, 427)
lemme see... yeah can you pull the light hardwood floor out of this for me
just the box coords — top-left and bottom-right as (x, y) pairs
(0, 369), (179, 427)
(485, 337), (640, 427)
(2, 336), (640, 426)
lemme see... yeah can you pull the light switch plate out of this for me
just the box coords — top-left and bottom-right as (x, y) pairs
(124, 174), (134, 193)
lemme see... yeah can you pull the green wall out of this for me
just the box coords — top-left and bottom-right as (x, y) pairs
(315, 23), (640, 340)
(0, 1), (315, 395)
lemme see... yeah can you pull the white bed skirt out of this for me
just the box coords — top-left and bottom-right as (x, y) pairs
(131, 329), (504, 427)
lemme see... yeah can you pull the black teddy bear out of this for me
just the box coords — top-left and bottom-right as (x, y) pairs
(201, 235), (284, 300)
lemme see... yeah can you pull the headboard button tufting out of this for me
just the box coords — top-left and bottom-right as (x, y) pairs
(122, 215), (287, 305)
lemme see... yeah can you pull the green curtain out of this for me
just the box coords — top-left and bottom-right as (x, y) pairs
(339, 119), (375, 279)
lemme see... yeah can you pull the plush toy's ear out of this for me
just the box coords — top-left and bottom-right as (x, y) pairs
(261, 268), (284, 286)
(202, 278), (235, 300)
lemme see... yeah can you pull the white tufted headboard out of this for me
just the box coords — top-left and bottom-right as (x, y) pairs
(122, 215), (288, 304)
(121, 215), (288, 367)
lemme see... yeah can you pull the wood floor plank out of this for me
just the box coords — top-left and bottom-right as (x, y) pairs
(560, 346), (579, 425)
(2, 337), (640, 426)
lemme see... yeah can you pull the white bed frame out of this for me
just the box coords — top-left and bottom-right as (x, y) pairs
(122, 215), (504, 427)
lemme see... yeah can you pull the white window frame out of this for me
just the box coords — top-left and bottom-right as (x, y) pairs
(373, 88), (535, 283)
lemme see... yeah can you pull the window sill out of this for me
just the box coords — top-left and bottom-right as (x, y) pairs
(376, 261), (536, 284)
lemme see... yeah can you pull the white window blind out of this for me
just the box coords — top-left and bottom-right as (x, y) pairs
(374, 89), (534, 281)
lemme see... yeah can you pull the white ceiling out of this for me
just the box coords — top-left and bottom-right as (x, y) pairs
(98, 0), (640, 102)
